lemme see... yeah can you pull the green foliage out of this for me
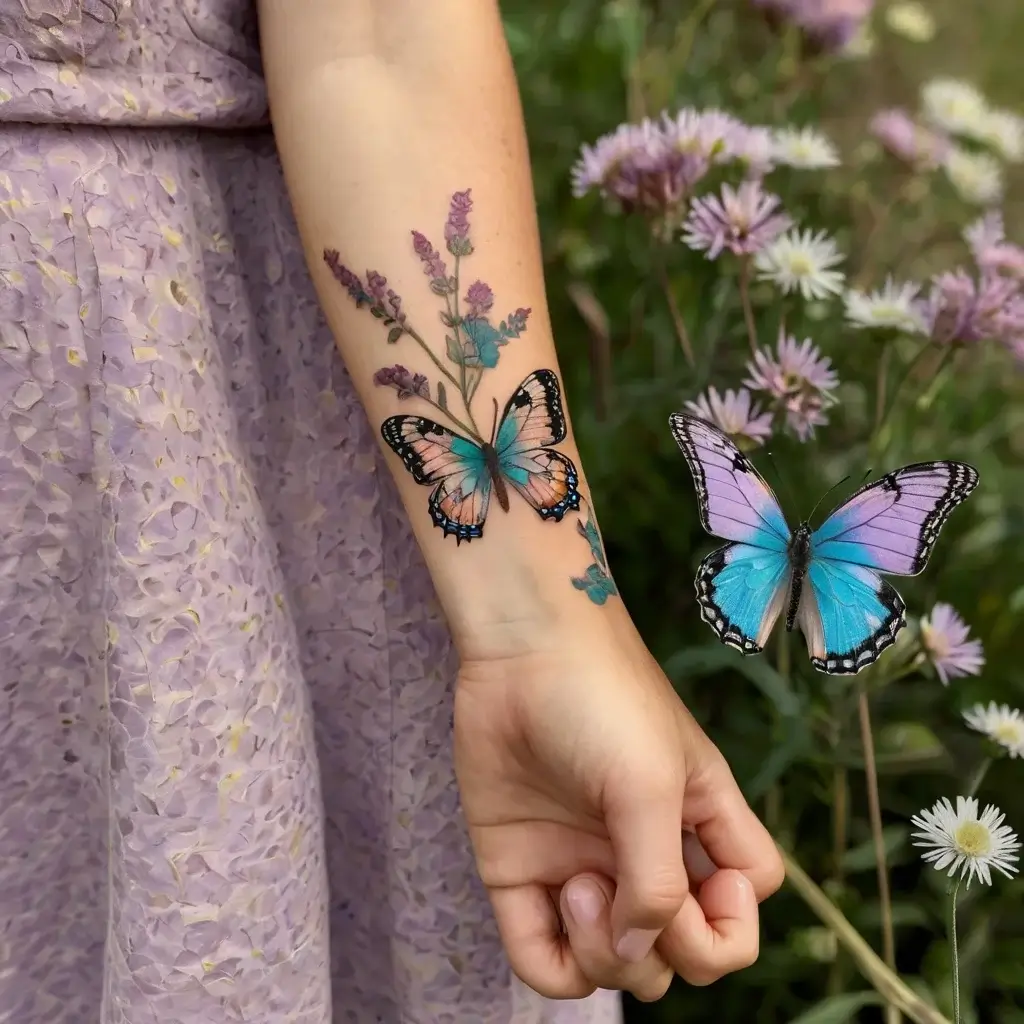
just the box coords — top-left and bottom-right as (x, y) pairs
(505, 0), (1024, 1019)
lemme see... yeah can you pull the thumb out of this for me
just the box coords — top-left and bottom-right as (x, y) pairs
(604, 776), (688, 964)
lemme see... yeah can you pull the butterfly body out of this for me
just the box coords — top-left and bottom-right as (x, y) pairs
(671, 413), (978, 675)
(382, 369), (581, 543)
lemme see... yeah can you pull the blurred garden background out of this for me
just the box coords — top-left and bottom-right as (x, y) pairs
(501, 0), (1024, 1020)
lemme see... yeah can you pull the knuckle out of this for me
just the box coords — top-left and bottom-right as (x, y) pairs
(679, 934), (760, 987)
(763, 853), (786, 896)
(630, 876), (689, 921)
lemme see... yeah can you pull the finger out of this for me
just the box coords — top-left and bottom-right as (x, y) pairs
(656, 868), (760, 986)
(560, 874), (674, 1003)
(683, 830), (718, 886)
(685, 756), (784, 900)
(489, 884), (596, 1000)
(604, 775), (688, 963)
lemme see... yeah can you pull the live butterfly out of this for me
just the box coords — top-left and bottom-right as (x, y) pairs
(669, 413), (979, 675)
(382, 368), (581, 542)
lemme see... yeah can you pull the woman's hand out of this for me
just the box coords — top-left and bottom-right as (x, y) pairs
(454, 608), (784, 1000)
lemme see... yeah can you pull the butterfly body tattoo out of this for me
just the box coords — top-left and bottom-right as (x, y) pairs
(670, 413), (979, 675)
(382, 369), (582, 543)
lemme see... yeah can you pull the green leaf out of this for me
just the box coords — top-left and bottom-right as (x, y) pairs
(841, 824), (909, 873)
(662, 644), (802, 717)
(386, 326), (403, 344)
(445, 334), (464, 365)
(436, 382), (449, 411)
(786, 992), (883, 1024)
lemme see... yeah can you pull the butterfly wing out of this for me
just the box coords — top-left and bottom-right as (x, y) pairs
(811, 461), (979, 575)
(802, 461), (978, 674)
(381, 416), (492, 542)
(697, 543), (792, 655)
(795, 560), (905, 674)
(669, 413), (791, 551)
(493, 369), (582, 522)
(670, 413), (794, 653)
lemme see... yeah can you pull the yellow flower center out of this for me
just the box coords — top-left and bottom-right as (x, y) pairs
(994, 721), (1024, 745)
(787, 253), (814, 277)
(953, 821), (992, 858)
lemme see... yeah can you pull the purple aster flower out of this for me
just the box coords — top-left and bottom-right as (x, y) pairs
(464, 280), (494, 319)
(745, 330), (839, 441)
(571, 119), (693, 220)
(964, 212), (1024, 278)
(373, 365), (430, 401)
(445, 189), (474, 256)
(684, 387), (774, 447)
(920, 603), (985, 684)
(869, 108), (950, 170)
(323, 249), (370, 305)
(916, 268), (1024, 349)
(753, 0), (874, 49)
(682, 180), (792, 259)
(411, 230), (451, 294)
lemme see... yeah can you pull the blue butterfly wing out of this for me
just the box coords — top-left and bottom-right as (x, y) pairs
(802, 461), (978, 674)
(796, 558), (905, 674)
(697, 543), (791, 655)
(670, 413), (794, 653)
(381, 416), (492, 542)
(493, 369), (582, 522)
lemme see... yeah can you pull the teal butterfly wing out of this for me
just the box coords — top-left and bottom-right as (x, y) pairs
(493, 369), (582, 522)
(799, 462), (978, 673)
(670, 413), (794, 655)
(380, 416), (493, 543)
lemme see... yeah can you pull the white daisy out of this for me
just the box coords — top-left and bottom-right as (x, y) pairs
(754, 228), (846, 301)
(943, 147), (1004, 205)
(922, 78), (989, 137)
(884, 1), (936, 42)
(844, 277), (927, 333)
(963, 702), (1024, 758)
(771, 126), (841, 170)
(971, 108), (1024, 163)
(911, 796), (1021, 887)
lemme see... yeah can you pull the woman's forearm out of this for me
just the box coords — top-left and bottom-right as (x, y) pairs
(259, 0), (623, 658)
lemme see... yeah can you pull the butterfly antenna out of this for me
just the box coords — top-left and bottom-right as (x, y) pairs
(808, 474), (852, 523)
(490, 397), (500, 446)
(764, 449), (800, 513)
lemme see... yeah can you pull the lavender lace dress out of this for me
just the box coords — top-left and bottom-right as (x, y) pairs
(0, 4), (621, 1023)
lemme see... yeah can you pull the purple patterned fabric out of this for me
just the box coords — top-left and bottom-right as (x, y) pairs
(0, 4), (621, 1023)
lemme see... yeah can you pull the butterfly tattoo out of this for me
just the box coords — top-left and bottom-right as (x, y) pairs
(382, 369), (582, 543)
(670, 413), (979, 675)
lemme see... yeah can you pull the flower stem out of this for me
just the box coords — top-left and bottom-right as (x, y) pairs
(874, 342), (892, 432)
(858, 683), (901, 1024)
(739, 257), (760, 356)
(416, 395), (480, 443)
(446, 254), (485, 441)
(404, 323), (463, 391)
(779, 847), (952, 1024)
(949, 881), (962, 1024)
(966, 757), (992, 798)
(653, 246), (695, 367)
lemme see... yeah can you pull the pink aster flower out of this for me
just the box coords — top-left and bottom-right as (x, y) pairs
(684, 387), (774, 447)
(869, 107), (951, 170)
(920, 603), (985, 684)
(752, 0), (874, 49)
(916, 268), (1024, 350)
(571, 118), (697, 218)
(964, 212), (1024, 278)
(745, 330), (839, 441)
(682, 180), (792, 259)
